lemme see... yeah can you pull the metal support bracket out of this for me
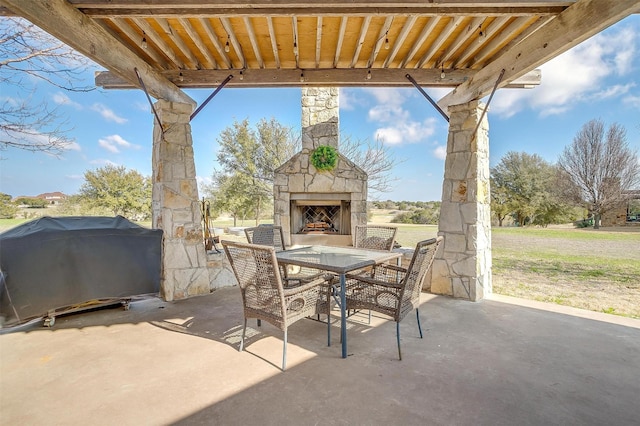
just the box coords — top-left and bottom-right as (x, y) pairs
(134, 67), (163, 132)
(190, 75), (234, 121)
(405, 73), (450, 123)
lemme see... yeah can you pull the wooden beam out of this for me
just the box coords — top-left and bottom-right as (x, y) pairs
(438, 0), (640, 111)
(0, 0), (194, 106)
(350, 16), (371, 68)
(96, 68), (542, 89)
(60, 1), (573, 17)
(267, 17), (281, 69)
(400, 17), (439, 68)
(132, 18), (186, 69)
(333, 17), (348, 68)
(383, 15), (417, 68)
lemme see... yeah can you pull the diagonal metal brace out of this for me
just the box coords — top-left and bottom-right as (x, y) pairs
(472, 68), (505, 137)
(190, 75), (234, 121)
(134, 67), (163, 131)
(405, 73), (449, 123)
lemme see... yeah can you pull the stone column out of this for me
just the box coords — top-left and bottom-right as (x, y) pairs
(301, 87), (339, 150)
(152, 100), (210, 301)
(431, 100), (492, 301)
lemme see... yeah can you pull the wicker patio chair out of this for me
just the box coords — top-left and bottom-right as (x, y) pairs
(245, 224), (324, 286)
(244, 225), (286, 251)
(222, 240), (330, 370)
(344, 236), (443, 360)
(354, 225), (398, 252)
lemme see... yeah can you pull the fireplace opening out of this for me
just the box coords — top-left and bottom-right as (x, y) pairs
(290, 194), (351, 236)
(300, 205), (340, 234)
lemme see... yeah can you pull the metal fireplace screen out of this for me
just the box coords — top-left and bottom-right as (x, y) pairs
(300, 205), (340, 233)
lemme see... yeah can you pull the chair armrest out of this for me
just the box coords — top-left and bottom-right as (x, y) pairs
(344, 273), (403, 289)
(282, 275), (329, 296)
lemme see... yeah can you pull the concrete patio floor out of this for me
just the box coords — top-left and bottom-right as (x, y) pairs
(1, 287), (639, 426)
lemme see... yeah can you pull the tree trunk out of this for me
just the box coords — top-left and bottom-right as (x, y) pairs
(593, 213), (600, 229)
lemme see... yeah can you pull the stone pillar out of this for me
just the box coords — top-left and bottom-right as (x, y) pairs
(152, 100), (211, 301)
(431, 100), (492, 301)
(301, 87), (339, 150)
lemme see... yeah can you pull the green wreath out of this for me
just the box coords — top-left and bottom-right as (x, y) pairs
(310, 145), (338, 171)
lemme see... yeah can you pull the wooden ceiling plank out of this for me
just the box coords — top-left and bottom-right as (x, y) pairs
(266, 17), (281, 69)
(383, 15), (417, 68)
(474, 16), (551, 67)
(367, 16), (394, 68)
(438, 0), (640, 111)
(315, 16), (323, 68)
(400, 17), (439, 68)
(155, 18), (201, 69)
(243, 16), (264, 68)
(452, 15), (510, 68)
(436, 16), (485, 68)
(178, 18), (218, 69)
(108, 17), (171, 70)
(96, 67), (541, 88)
(416, 16), (464, 68)
(0, 0), (193, 105)
(333, 16), (348, 68)
(200, 18), (233, 69)
(132, 18), (186, 69)
(350, 16), (372, 68)
(220, 17), (245, 68)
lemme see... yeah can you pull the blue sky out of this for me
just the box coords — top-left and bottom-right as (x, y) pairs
(1, 15), (638, 202)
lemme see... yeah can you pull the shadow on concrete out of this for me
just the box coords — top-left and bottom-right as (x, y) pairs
(1, 287), (639, 425)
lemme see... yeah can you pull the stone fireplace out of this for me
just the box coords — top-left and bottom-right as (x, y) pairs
(274, 88), (367, 246)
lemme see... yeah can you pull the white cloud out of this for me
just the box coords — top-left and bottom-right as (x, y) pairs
(623, 94), (640, 108)
(433, 145), (447, 160)
(52, 92), (82, 110)
(91, 103), (128, 124)
(491, 24), (638, 118)
(89, 159), (119, 166)
(339, 88), (358, 111)
(98, 134), (140, 153)
(365, 88), (438, 145)
(66, 174), (83, 180)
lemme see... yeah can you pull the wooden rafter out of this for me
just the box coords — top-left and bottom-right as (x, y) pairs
(0, 0), (194, 105)
(438, 0), (640, 110)
(267, 17), (281, 69)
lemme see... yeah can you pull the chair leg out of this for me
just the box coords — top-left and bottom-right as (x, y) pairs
(282, 329), (288, 371)
(396, 322), (402, 360)
(240, 318), (247, 352)
(416, 308), (423, 339)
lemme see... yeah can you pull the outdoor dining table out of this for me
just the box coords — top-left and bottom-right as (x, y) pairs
(276, 245), (402, 359)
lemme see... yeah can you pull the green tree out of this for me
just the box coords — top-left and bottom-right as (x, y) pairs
(14, 197), (47, 208)
(557, 119), (640, 229)
(0, 192), (18, 219)
(78, 165), (151, 219)
(209, 118), (298, 224)
(491, 152), (564, 226)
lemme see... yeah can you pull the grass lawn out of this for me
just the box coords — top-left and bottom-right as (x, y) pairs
(2, 210), (638, 319)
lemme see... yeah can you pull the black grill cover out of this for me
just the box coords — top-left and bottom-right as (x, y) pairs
(0, 216), (162, 326)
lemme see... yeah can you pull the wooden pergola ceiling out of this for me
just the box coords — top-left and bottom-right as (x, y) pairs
(1, 1), (638, 111)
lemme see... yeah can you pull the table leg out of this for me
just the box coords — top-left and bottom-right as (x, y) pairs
(340, 273), (347, 358)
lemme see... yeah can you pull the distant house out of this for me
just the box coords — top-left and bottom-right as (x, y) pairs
(36, 192), (68, 205)
(601, 190), (640, 227)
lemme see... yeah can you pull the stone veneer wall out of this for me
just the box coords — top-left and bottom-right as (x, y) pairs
(430, 100), (492, 301)
(152, 100), (234, 301)
(274, 88), (367, 244)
